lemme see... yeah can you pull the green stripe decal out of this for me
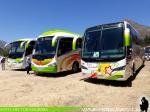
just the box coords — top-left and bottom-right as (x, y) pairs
(32, 65), (57, 73)
(107, 71), (124, 80)
(0, 107), (81, 112)
(48, 107), (81, 112)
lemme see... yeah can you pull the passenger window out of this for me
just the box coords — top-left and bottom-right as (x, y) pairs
(76, 38), (82, 49)
(57, 38), (73, 56)
(127, 24), (138, 45)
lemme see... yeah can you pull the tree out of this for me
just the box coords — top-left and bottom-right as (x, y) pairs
(144, 35), (150, 46)
(0, 47), (9, 57)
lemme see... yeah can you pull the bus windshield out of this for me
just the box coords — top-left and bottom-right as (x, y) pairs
(33, 36), (56, 59)
(83, 26), (125, 60)
(9, 41), (25, 59)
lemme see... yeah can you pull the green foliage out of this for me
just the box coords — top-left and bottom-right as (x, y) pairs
(0, 47), (9, 57)
(144, 35), (150, 46)
(134, 38), (144, 46)
(134, 35), (150, 47)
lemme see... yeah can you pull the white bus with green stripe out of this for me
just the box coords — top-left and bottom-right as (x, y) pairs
(32, 30), (82, 73)
(7, 38), (36, 69)
(79, 21), (144, 81)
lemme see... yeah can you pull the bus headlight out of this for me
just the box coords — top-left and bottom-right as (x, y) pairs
(16, 58), (23, 63)
(18, 60), (23, 63)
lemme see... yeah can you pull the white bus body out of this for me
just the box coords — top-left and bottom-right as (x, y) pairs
(32, 30), (82, 73)
(7, 39), (36, 69)
(80, 21), (144, 81)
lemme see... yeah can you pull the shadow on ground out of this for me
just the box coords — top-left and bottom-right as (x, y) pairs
(34, 69), (81, 78)
(82, 65), (144, 87)
(12, 69), (26, 71)
(129, 65), (145, 81)
(83, 78), (132, 87)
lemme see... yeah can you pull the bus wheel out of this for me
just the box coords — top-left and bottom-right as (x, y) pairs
(72, 62), (79, 73)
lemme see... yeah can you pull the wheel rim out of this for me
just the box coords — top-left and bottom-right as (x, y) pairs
(72, 63), (78, 72)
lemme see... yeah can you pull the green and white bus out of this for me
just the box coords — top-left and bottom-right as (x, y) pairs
(79, 21), (144, 81)
(7, 38), (36, 69)
(31, 30), (82, 73)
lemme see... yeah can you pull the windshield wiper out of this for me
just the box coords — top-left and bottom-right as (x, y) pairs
(100, 55), (111, 59)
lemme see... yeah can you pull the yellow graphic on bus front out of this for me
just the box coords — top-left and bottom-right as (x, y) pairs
(100, 64), (111, 75)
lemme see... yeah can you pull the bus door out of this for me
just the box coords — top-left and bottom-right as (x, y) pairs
(24, 40), (36, 67)
(57, 38), (73, 72)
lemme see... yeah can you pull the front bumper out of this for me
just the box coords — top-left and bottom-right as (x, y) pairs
(7, 63), (24, 69)
(32, 65), (57, 73)
(82, 69), (125, 81)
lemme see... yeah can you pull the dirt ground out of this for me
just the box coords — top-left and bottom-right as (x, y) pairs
(0, 62), (150, 109)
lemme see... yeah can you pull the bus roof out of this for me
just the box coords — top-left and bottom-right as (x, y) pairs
(86, 21), (124, 31)
(85, 21), (139, 36)
(8, 38), (36, 44)
(15, 38), (34, 42)
(39, 30), (80, 38)
(5, 38), (35, 47)
(85, 21), (137, 31)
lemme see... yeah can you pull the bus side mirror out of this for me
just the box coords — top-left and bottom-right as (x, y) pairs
(4, 43), (9, 48)
(52, 36), (57, 47)
(72, 38), (77, 50)
(72, 38), (82, 50)
(25, 41), (30, 49)
(20, 41), (26, 49)
(124, 28), (130, 47)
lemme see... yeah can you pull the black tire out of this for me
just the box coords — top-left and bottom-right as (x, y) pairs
(72, 62), (79, 73)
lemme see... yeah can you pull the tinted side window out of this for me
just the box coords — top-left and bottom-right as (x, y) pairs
(127, 24), (138, 44)
(76, 38), (82, 49)
(57, 38), (73, 56)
